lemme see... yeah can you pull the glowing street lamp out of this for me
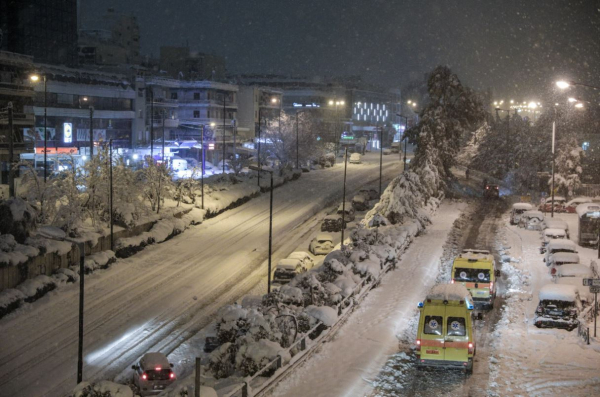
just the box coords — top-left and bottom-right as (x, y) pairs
(556, 81), (571, 89)
(528, 102), (538, 109)
(568, 97), (577, 103)
(575, 103), (584, 108)
(30, 73), (48, 182)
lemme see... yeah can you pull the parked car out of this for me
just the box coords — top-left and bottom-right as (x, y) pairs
(309, 233), (335, 255)
(321, 215), (346, 232)
(534, 284), (581, 331)
(319, 153), (336, 168)
(349, 153), (362, 164)
(483, 183), (500, 199)
(132, 353), (176, 395)
(510, 203), (533, 225)
(554, 264), (596, 303)
(272, 258), (307, 288)
(542, 218), (570, 239)
(538, 196), (567, 212)
(383, 148), (392, 155)
(519, 210), (545, 230)
(564, 197), (593, 213)
(544, 239), (578, 264)
(540, 228), (567, 253)
(547, 252), (580, 275)
(352, 194), (369, 211)
(337, 202), (356, 221)
(286, 251), (315, 270)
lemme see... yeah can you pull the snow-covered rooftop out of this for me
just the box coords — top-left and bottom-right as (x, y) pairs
(276, 258), (301, 270)
(565, 197), (592, 207)
(539, 284), (579, 302)
(576, 203), (600, 217)
(543, 218), (568, 231)
(315, 233), (333, 241)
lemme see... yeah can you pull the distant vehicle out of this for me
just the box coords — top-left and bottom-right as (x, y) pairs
(286, 251), (315, 270)
(510, 203), (533, 225)
(563, 197), (592, 213)
(272, 258), (307, 287)
(359, 188), (379, 200)
(349, 153), (362, 164)
(547, 252), (580, 276)
(321, 215), (346, 232)
(170, 156), (188, 172)
(540, 228), (567, 253)
(576, 203), (600, 246)
(352, 194), (369, 211)
(451, 250), (498, 309)
(337, 202), (356, 221)
(519, 210), (544, 230)
(416, 284), (476, 373)
(538, 196), (567, 212)
(132, 353), (176, 395)
(542, 218), (570, 239)
(534, 284), (581, 331)
(483, 184), (499, 199)
(309, 233), (335, 255)
(554, 264), (596, 303)
(544, 239), (578, 264)
(383, 148), (392, 155)
(319, 153), (336, 168)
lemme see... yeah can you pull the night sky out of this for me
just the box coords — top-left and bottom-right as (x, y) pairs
(82, 0), (600, 100)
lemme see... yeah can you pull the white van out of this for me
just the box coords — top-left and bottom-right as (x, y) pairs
(510, 203), (533, 225)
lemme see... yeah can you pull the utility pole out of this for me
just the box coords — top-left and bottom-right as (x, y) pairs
(89, 106), (94, 159)
(296, 111), (300, 169)
(257, 107), (262, 187)
(223, 95), (226, 174)
(109, 139), (114, 251)
(341, 147), (348, 249)
(149, 88), (154, 160)
(201, 124), (205, 210)
(43, 76), (48, 183)
(7, 102), (14, 197)
(379, 125), (383, 197)
(162, 110), (166, 164)
(551, 121), (556, 218)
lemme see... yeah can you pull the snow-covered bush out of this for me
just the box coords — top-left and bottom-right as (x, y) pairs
(208, 342), (237, 379)
(0, 233), (39, 267)
(235, 338), (290, 377)
(53, 267), (78, 284)
(71, 380), (133, 397)
(0, 198), (38, 243)
(83, 250), (116, 273)
(0, 288), (26, 319)
(16, 275), (56, 302)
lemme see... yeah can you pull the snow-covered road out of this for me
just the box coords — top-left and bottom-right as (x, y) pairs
(268, 200), (467, 397)
(0, 153), (401, 397)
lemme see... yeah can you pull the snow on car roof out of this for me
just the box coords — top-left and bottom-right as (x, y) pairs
(539, 284), (579, 302)
(547, 239), (577, 251)
(276, 258), (301, 269)
(512, 203), (533, 210)
(353, 195), (367, 202)
(324, 215), (341, 220)
(544, 228), (566, 236)
(556, 264), (593, 277)
(576, 203), (600, 217)
(140, 352), (170, 369)
(461, 248), (490, 255)
(350, 153), (361, 157)
(543, 218), (568, 230)
(551, 196), (567, 202)
(316, 233), (333, 241)
(523, 210), (544, 220)
(566, 197), (592, 206)
(426, 283), (471, 302)
(288, 251), (310, 260)
(338, 202), (353, 209)
(550, 252), (580, 263)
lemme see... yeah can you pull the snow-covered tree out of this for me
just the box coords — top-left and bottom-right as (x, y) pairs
(138, 157), (173, 213)
(553, 135), (584, 197)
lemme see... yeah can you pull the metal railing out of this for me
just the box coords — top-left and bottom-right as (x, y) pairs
(578, 322), (590, 345)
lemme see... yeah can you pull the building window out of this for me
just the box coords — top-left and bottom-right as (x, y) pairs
(194, 92), (200, 100)
(207, 110), (210, 118)
(171, 92), (178, 100)
(193, 110), (200, 118)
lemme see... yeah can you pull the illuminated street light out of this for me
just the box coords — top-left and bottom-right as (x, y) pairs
(407, 100), (412, 104)
(510, 100), (514, 104)
(528, 102), (537, 109)
(575, 103), (584, 108)
(412, 102), (417, 107)
(30, 74), (40, 82)
(329, 100), (334, 105)
(556, 81), (571, 89)
(493, 101), (498, 106)
(210, 122), (216, 127)
(568, 97), (577, 103)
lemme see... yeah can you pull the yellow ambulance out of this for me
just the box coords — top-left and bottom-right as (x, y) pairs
(451, 249), (498, 309)
(416, 284), (476, 373)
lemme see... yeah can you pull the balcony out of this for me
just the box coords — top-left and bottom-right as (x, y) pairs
(0, 82), (34, 98)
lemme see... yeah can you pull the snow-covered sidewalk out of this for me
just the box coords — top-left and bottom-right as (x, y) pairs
(269, 201), (466, 397)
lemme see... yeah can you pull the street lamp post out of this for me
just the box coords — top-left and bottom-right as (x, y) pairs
(556, 80), (600, 91)
(257, 107), (262, 187)
(162, 110), (166, 164)
(36, 228), (86, 384)
(149, 88), (154, 160)
(296, 111), (300, 170)
(379, 125), (383, 197)
(199, 122), (215, 210)
(222, 95), (226, 174)
(88, 106), (94, 159)
(30, 74), (48, 182)
(109, 139), (114, 250)
(341, 147), (348, 249)
(329, 99), (345, 157)
(249, 165), (274, 293)
(396, 114), (409, 170)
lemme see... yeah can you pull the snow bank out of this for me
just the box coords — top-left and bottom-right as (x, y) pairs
(72, 380), (133, 397)
(539, 284), (579, 302)
(16, 275), (57, 302)
(26, 236), (72, 256)
(0, 288), (26, 318)
(426, 283), (471, 301)
(235, 339), (290, 374)
(0, 234), (40, 266)
(305, 305), (337, 327)
(84, 250), (116, 272)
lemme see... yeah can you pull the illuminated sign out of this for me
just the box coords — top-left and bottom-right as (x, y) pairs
(293, 103), (320, 108)
(208, 143), (215, 150)
(35, 147), (79, 154)
(63, 123), (73, 143)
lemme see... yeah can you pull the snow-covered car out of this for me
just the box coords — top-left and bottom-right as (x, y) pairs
(519, 210), (544, 230)
(534, 284), (581, 331)
(321, 215), (346, 232)
(214, 160), (232, 173)
(309, 233), (335, 255)
(319, 153), (335, 168)
(287, 251), (315, 270)
(132, 352), (176, 395)
(383, 148), (392, 155)
(547, 252), (580, 275)
(510, 203), (533, 225)
(564, 197), (592, 213)
(337, 202), (356, 221)
(359, 188), (379, 201)
(349, 153), (362, 164)
(352, 194), (369, 211)
(554, 264), (596, 303)
(540, 228), (567, 253)
(544, 239), (578, 264)
(542, 218), (570, 239)
(272, 258), (307, 287)
(170, 156), (188, 172)
(538, 196), (567, 213)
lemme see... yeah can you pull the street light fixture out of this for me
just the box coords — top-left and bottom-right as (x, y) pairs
(29, 73), (48, 182)
(556, 79), (600, 91)
(248, 165), (274, 294)
(575, 103), (584, 108)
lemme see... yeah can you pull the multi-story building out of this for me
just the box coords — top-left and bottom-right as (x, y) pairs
(0, 0), (78, 66)
(0, 51), (35, 191)
(27, 64), (136, 157)
(159, 47), (226, 81)
(237, 86), (283, 141)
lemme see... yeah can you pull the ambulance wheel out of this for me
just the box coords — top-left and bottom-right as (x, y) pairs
(465, 358), (473, 374)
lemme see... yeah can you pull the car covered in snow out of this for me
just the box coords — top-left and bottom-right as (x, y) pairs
(564, 197), (593, 213)
(538, 196), (567, 213)
(541, 218), (570, 239)
(132, 352), (176, 395)
(546, 252), (580, 276)
(349, 153), (362, 164)
(352, 194), (369, 211)
(510, 203), (533, 225)
(337, 202), (356, 221)
(321, 215), (346, 233)
(554, 264), (596, 303)
(534, 284), (581, 331)
(319, 152), (336, 168)
(544, 239), (578, 264)
(359, 188), (379, 200)
(519, 210), (545, 230)
(272, 258), (307, 288)
(286, 251), (315, 270)
(309, 233), (335, 255)
(483, 183), (499, 199)
(540, 228), (567, 253)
